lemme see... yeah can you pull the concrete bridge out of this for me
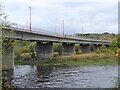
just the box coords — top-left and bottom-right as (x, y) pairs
(2, 21), (111, 70)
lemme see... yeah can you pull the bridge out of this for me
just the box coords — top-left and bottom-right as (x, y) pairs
(2, 21), (111, 70)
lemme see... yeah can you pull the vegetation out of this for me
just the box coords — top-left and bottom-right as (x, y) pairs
(15, 53), (117, 67)
(1, 2), (119, 90)
(75, 32), (117, 40)
(1, 3), (17, 89)
(1, 2), (119, 89)
(14, 41), (36, 60)
(13, 32), (119, 67)
(14, 35), (119, 67)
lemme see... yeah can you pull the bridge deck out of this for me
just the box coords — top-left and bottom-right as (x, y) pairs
(2, 21), (111, 45)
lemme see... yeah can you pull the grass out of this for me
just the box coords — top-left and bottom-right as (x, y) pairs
(14, 53), (118, 67)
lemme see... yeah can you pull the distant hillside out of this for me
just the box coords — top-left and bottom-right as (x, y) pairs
(75, 32), (117, 41)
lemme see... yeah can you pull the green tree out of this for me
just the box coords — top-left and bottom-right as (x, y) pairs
(110, 38), (118, 51)
(110, 34), (120, 51)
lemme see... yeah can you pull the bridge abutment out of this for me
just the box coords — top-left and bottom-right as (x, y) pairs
(36, 42), (53, 59)
(2, 41), (14, 70)
(80, 44), (90, 53)
(62, 43), (75, 55)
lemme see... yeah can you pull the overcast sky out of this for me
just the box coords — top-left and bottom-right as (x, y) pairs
(2, 0), (119, 34)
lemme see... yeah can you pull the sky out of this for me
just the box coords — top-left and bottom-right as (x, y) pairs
(2, 0), (119, 35)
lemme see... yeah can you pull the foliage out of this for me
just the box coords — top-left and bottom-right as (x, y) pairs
(75, 44), (82, 54)
(14, 41), (36, 59)
(0, 3), (9, 20)
(14, 45), (22, 60)
(110, 38), (118, 50)
(0, 3), (16, 54)
(75, 32), (117, 41)
(99, 34), (114, 40)
(53, 43), (62, 55)
(118, 34), (120, 48)
(110, 34), (120, 56)
(116, 49), (120, 57)
(15, 53), (117, 67)
(96, 44), (115, 55)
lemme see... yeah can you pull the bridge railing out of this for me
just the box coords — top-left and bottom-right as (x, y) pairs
(2, 21), (111, 43)
(2, 21), (64, 37)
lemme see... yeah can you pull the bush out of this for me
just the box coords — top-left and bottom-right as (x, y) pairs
(21, 53), (31, 60)
(54, 43), (62, 55)
(14, 46), (22, 60)
(116, 49), (120, 56)
(75, 44), (82, 54)
(96, 44), (114, 54)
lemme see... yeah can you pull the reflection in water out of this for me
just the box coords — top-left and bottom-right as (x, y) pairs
(3, 65), (118, 88)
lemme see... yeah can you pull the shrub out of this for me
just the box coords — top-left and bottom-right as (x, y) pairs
(116, 49), (120, 56)
(54, 43), (62, 55)
(75, 44), (82, 54)
(21, 53), (31, 60)
(14, 46), (22, 60)
(96, 44), (114, 54)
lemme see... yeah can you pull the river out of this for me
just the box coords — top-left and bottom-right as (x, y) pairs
(3, 65), (118, 88)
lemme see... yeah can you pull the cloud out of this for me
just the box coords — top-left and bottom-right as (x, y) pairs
(2, 0), (118, 34)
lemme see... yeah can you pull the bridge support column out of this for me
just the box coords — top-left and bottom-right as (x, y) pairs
(2, 41), (14, 70)
(62, 43), (75, 55)
(105, 44), (110, 48)
(93, 44), (102, 52)
(80, 44), (90, 53)
(36, 42), (53, 59)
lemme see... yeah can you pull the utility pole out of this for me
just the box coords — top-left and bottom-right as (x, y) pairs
(82, 27), (83, 38)
(63, 20), (64, 37)
(26, 20), (28, 26)
(82, 27), (83, 35)
(26, 20), (28, 30)
(29, 6), (31, 31)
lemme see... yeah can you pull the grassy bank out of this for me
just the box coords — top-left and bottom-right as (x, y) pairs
(14, 53), (118, 67)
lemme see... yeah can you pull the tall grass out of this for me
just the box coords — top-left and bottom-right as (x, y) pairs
(15, 53), (117, 67)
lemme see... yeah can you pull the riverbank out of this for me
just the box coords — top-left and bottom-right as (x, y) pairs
(14, 53), (118, 67)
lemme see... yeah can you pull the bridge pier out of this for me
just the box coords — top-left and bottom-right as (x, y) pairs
(93, 44), (102, 52)
(80, 44), (90, 53)
(36, 42), (53, 59)
(2, 41), (14, 70)
(105, 44), (110, 48)
(62, 43), (75, 55)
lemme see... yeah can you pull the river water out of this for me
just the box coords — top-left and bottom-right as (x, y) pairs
(4, 65), (118, 88)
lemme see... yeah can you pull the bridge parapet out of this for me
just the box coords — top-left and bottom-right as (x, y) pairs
(2, 21), (63, 37)
(2, 21), (111, 44)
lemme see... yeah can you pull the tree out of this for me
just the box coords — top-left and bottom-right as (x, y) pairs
(0, 3), (17, 89)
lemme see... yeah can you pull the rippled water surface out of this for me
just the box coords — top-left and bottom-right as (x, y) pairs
(7, 65), (118, 88)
